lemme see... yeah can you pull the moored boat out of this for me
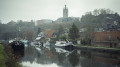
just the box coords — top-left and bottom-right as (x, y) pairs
(9, 41), (24, 51)
(55, 40), (74, 50)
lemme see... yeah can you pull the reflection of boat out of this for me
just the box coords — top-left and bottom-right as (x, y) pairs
(30, 41), (42, 47)
(35, 42), (41, 46)
(35, 47), (41, 51)
(44, 41), (50, 46)
(55, 41), (74, 50)
(55, 47), (74, 56)
(55, 47), (69, 53)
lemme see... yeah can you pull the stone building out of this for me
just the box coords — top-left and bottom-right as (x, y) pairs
(63, 5), (68, 18)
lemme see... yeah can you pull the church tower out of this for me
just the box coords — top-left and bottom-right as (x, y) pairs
(63, 5), (68, 18)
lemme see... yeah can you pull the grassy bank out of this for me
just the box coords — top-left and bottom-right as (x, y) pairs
(76, 45), (120, 50)
(0, 44), (6, 67)
(74, 45), (120, 52)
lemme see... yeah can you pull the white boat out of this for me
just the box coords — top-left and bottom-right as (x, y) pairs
(34, 42), (41, 47)
(55, 41), (73, 47)
(55, 40), (74, 50)
(55, 41), (67, 47)
(35, 37), (42, 40)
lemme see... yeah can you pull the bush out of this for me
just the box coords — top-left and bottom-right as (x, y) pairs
(4, 46), (22, 67)
(0, 44), (22, 67)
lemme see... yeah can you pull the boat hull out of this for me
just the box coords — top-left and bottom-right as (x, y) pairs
(9, 41), (24, 51)
(55, 45), (74, 50)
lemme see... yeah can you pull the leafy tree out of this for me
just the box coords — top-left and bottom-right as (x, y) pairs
(37, 28), (41, 34)
(68, 23), (79, 44)
(24, 31), (35, 41)
(81, 8), (120, 28)
(57, 25), (64, 37)
(2, 32), (11, 40)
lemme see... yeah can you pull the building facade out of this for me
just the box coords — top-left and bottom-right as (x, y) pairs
(92, 31), (120, 47)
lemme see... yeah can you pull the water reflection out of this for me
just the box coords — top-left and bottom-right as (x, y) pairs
(68, 50), (80, 67)
(80, 50), (120, 67)
(22, 62), (58, 67)
(19, 44), (120, 67)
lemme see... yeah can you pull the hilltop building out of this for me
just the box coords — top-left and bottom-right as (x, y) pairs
(63, 5), (68, 18)
(55, 5), (80, 23)
(36, 5), (80, 25)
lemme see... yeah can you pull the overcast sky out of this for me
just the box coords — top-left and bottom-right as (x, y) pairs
(0, 0), (120, 23)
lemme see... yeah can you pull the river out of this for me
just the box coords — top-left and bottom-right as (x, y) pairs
(17, 44), (120, 67)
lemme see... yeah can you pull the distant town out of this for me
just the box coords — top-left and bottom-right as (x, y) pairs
(0, 4), (120, 67)
(0, 5), (120, 48)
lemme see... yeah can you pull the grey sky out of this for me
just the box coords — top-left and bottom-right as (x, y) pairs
(0, 0), (120, 23)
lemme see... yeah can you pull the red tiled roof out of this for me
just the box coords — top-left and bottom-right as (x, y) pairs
(47, 30), (56, 38)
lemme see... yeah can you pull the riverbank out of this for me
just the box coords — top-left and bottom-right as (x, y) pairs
(74, 45), (120, 53)
(0, 43), (22, 67)
(0, 44), (6, 67)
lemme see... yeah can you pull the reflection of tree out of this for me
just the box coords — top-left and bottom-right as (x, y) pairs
(57, 24), (64, 37)
(68, 50), (79, 67)
(80, 58), (102, 67)
(22, 46), (37, 63)
(37, 27), (41, 34)
(80, 50), (116, 67)
(80, 50), (91, 58)
(58, 53), (66, 64)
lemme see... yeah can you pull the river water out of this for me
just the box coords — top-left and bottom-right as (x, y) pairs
(18, 44), (120, 67)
